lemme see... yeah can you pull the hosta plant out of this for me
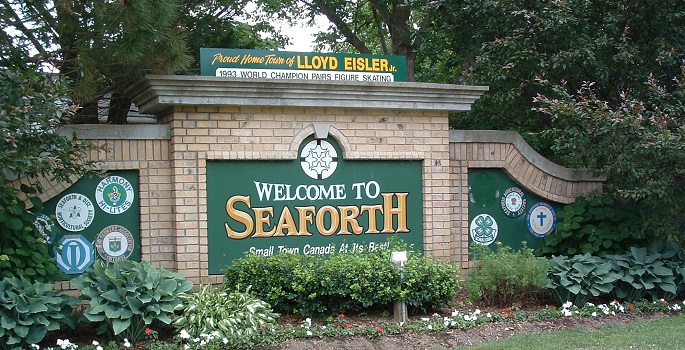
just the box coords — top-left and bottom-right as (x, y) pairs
(0, 276), (77, 349)
(547, 253), (619, 306)
(607, 247), (677, 303)
(71, 260), (193, 343)
(173, 285), (279, 349)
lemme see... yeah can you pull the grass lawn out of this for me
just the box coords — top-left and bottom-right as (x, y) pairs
(459, 315), (685, 349)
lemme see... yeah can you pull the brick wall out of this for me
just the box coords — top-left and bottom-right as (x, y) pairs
(16, 77), (604, 284)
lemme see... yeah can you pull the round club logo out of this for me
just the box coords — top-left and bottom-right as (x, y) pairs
(96, 225), (135, 262)
(96, 176), (135, 214)
(526, 202), (557, 238)
(55, 193), (95, 232)
(54, 234), (95, 274)
(300, 139), (338, 180)
(470, 214), (498, 245)
(33, 213), (56, 243)
(500, 187), (527, 218)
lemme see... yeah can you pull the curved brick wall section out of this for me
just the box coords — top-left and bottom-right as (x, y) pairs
(449, 130), (603, 204)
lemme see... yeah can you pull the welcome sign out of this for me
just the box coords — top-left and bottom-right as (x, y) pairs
(206, 136), (422, 273)
(200, 48), (407, 82)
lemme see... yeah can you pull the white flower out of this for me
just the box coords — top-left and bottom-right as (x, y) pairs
(451, 310), (459, 317)
(223, 338), (229, 344)
(305, 318), (312, 327)
(123, 338), (131, 348)
(306, 330), (313, 336)
(428, 325), (433, 330)
(671, 304), (681, 311)
(591, 312), (597, 317)
(30, 345), (40, 350)
(474, 309), (481, 315)
(91, 341), (99, 346)
(563, 309), (573, 317)
(486, 312), (492, 318)
(97, 346), (103, 350)
(562, 301), (573, 309)
(421, 317), (429, 322)
(180, 329), (191, 339)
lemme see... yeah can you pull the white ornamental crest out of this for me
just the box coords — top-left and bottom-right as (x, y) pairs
(300, 140), (338, 180)
(55, 193), (95, 232)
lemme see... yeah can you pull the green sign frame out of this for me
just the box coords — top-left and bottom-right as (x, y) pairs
(468, 169), (562, 252)
(206, 136), (422, 273)
(200, 48), (407, 82)
(39, 170), (141, 275)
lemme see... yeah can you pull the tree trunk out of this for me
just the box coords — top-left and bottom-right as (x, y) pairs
(107, 92), (132, 124)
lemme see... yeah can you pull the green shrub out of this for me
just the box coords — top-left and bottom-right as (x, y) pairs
(223, 246), (460, 316)
(607, 247), (677, 303)
(401, 255), (460, 313)
(172, 285), (279, 348)
(71, 260), (193, 343)
(546, 254), (619, 306)
(0, 276), (77, 349)
(465, 243), (549, 307)
(223, 253), (315, 314)
(0, 190), (62, 283)
(536, 196), (646, 257)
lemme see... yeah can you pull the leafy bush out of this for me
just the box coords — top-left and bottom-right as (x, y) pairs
(172, 285), (279, 348)
(71, 260), (193, 343)
(607, 247), (677, 303)
(0, 190), (62, 283)
(223, 246), (459, 316)
(222, 253), (315, 314)
(536, 196), (646, 257)
(0, 276), (77, 349)
(465, 243), (549, 307)
(546, 254), (619, 306)
(401, 255), (460, 313)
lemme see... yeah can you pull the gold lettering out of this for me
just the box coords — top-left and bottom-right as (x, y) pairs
(225, 196), (253, 239)
(252, 207), (275, 238)
(360, 204), (383, 233)
(294, 206), (315, 236)
(316, 205), (339, 236)
(382, 193), (409, 233)
(273, 206), (296, 236)
(339, 206), (363, 235)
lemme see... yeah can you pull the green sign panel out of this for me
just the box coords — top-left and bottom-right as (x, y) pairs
(37, 170), (141, 275)
(206, 136), (422, 273)
(468, 169), (562, 251)
(200, 48), (407, 82)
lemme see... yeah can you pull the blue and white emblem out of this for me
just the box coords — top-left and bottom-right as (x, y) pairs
(54, 234), (95, 274)
(526, 202), (557, 238)
(300, 139), (338, 180)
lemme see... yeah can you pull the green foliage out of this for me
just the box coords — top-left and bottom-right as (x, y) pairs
(172, 285), (279, 348)
(400, 256), (460, 313)
(536, 196), (646, 257)
(442, 0), (685, 154)
(465, 243), (549, 307)
(547, 254), (619, 307)
(0, 276), (77, 349)
(223, 247), (459, 316)
(0, 66), (100, 283)
(70, 260), (193, 343)
(607, 247), (678, 303)
(537, 72), (685, 238)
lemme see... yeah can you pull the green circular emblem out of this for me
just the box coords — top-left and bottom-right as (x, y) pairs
(95, 176), (134, 214)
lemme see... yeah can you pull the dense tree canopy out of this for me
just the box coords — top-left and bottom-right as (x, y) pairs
(1, 0), (283, 123)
